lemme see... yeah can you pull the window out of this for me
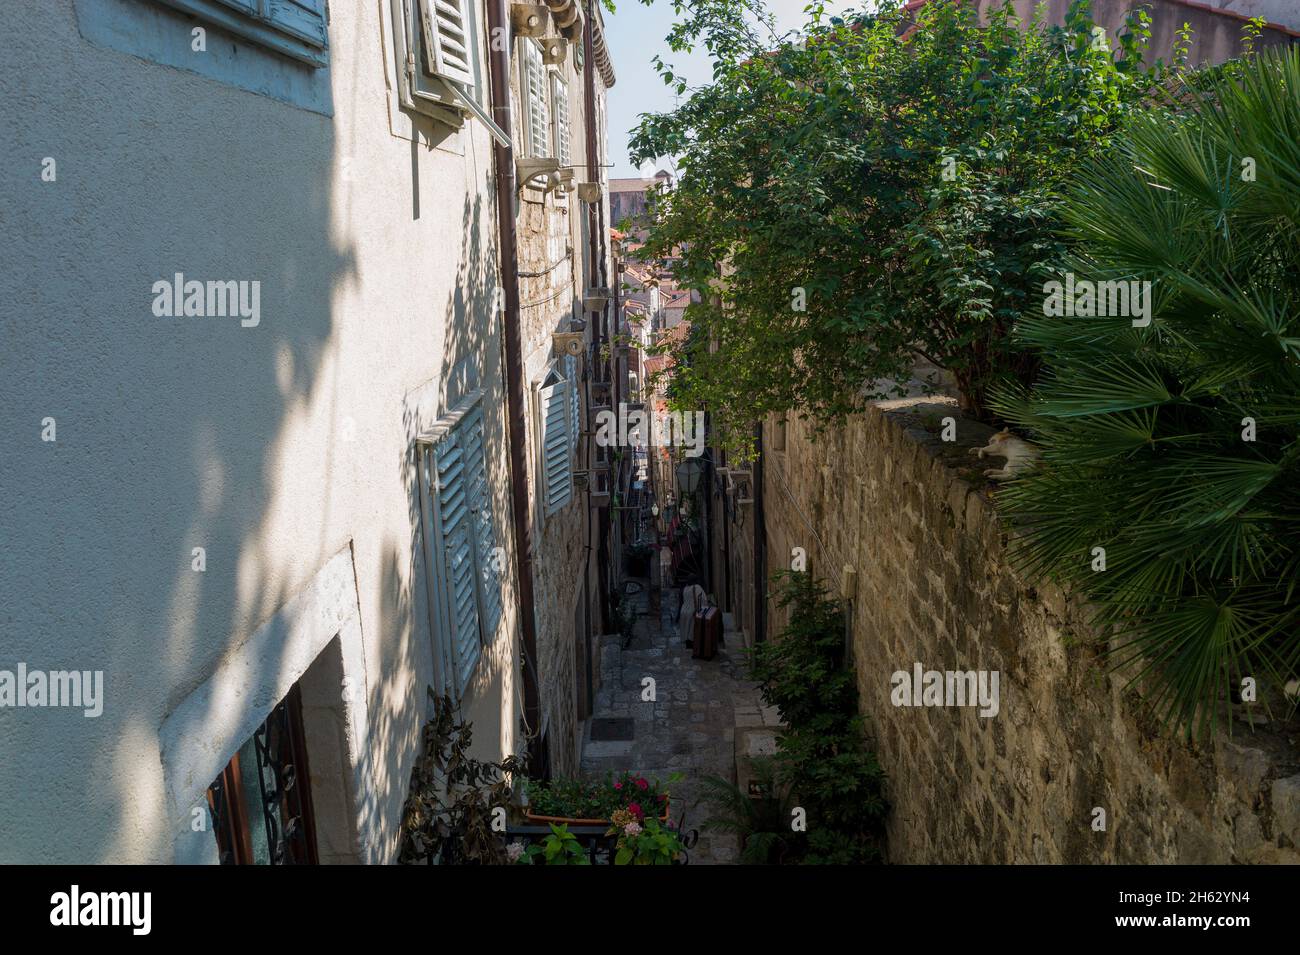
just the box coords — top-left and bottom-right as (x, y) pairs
(535, 366), (573, 515)
(389, 0), (508, 141)
(416, 394), (504, 698)
(206, 683), (319, 865)
(154, 0), (329, 66)
(551, 72), (572, 168)
(522, 38), (551, 158)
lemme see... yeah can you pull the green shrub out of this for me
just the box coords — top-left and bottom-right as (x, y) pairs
(993, 47), (1300, 736)
(748, 572), (888, 863)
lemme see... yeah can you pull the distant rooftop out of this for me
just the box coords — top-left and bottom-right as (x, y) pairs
(610, 170), (673, 192)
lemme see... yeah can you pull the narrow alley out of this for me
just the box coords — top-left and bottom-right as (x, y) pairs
(579, 569), (778, 864)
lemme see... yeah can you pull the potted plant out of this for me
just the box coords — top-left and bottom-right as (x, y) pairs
(511, 824), (591, 865)
(523, 771), (676, 826)
(606, 810), (687, 865)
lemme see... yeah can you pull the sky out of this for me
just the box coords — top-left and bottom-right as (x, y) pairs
(602, 0), (870, 177)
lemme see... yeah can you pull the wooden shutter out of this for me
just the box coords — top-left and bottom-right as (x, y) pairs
(551, 73), (571, 167)
(524, 41), (550, 158)
(419, 0), (474, 85)
(431, 414), (483, 694)
(463, 410), (503, 643)
(538, 374), (572, 515)
(163, 0), (328, 65)
(565, 354), (580, 453)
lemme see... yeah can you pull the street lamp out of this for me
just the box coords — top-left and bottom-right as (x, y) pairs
(675, 458), (705, 496)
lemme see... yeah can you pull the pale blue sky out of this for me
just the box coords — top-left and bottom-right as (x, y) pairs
(602, 0), (869, 177)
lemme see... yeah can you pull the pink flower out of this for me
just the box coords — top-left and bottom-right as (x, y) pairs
(614, 782), (623, 790)
(623, 821), (642, 837)
(636, 778), (649, 790)
(628, 802), (644, 820)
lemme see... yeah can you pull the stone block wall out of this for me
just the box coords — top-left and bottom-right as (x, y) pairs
(761, 397), (1300, 863)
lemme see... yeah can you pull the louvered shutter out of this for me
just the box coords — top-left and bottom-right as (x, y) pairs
(431, 416), (482, 694)
(538, 377), (572, 514)
(165, 0), (328, 65)
(524, 41), (550, 158)
(419, 0), (474, 85)
(463, 410), (504, 643)
(551, 74), (571, 167)
(565, 354), (580, 453)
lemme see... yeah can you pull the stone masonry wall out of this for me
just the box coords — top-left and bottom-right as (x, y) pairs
(762, 397), (1300, 863)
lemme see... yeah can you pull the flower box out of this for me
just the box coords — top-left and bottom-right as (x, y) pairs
(522, 803), (671, 828)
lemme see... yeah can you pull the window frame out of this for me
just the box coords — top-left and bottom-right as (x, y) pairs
(551, 71), (572, 168)
(415, 391), (504, 700)
(389, 0), (509, 144)
(520, 37), (553, 159)
(205, 683), (319, 865)
(534, 364), (574, 518)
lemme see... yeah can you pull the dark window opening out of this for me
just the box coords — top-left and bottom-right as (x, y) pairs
(206, 683), (319, 865)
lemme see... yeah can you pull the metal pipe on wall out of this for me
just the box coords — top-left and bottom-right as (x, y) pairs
(486, 0), (543, 770)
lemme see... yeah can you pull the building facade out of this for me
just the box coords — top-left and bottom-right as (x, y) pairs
(0, 0), (616, 863)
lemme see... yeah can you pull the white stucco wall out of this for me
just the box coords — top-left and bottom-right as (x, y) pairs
(0, 0), (521, 862)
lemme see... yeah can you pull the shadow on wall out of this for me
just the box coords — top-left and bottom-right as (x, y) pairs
(398, 186), (520, 766)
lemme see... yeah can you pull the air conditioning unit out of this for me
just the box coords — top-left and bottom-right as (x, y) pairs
(553, 330), (584, 357)
(541, 38), (567, 65)
(510, 4), (550, 36)
(577, 182), (603, 203)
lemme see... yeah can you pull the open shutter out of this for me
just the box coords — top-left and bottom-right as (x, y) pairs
(463, 410), (503, 643)
(419, 0), (474, 85)
(431, 418), (482, 694)
(551, 74), (571, 167)
(254, 0), (328, 48)
(524, 41), (550, 157)
(538, 373), (572, 514)
(162, 0), (328, 65)
(565, 354), (580, 453)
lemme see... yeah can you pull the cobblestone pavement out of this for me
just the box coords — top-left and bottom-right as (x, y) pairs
(579, 578), (776, 864)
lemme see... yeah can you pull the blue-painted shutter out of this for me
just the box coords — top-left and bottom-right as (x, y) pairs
(463, 410), (503, 643)
(269, 0), (328, 47)
(539, 377), (572, 514)
(432, 415), (482, 695)
(565, 354), (580, 453)
(160, 0), (329, 66)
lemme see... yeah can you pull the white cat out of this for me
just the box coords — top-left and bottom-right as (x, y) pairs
(969, 428), (1041, 481)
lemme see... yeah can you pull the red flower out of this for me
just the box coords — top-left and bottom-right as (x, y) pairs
(628, 802), (644, 820)
(614, 782), (623, 790)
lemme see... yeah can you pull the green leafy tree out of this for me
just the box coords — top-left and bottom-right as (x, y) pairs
(992, 47), (1300, 736)
(631, 0), (1158, 454)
